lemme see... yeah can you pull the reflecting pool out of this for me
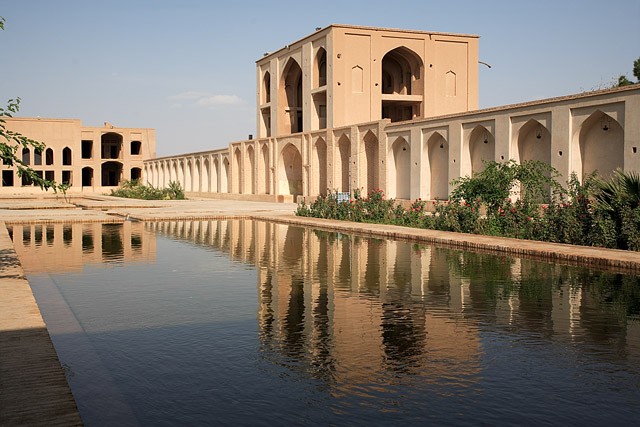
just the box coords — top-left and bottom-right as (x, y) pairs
(10, 220), (640, 426)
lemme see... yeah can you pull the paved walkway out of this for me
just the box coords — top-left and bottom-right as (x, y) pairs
(1, 193), (639, 425)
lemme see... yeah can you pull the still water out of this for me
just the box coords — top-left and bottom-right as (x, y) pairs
(10, 220), (640, 426)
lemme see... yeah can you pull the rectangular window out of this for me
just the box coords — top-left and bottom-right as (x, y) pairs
(45, 171), (55, 182)
(33, 171), (43, 186)
(82, 140), (93, 159)
(2, 171), (13, 186)
(62, 170), (72, 186)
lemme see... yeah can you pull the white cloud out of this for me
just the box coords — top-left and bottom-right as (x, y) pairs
(168, 91), (243, 106)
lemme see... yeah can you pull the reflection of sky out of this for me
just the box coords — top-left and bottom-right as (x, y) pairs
(47, 237), (258, 334)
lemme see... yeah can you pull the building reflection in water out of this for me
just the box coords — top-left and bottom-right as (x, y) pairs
(10, 222), (156, 272)
(11, 219), (640, 391)
(144, 219), (640, 392)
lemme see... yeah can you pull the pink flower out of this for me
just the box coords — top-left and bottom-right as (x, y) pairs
(510, 209), (515, 213)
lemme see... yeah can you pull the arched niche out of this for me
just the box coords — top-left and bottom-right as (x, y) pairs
(247, 145), (256, 194)
(388, 136), (411, 199)
(263, 71), (271, 104)
(233, 148), (242, 194)
(361, 130), (379, 195)
(259, 144), (270, 194)
(468, 125), (495, 175)
(335, 135), (351, 193)
(516, 119), (551, 167)
(279, 143), (302, 196)
(222, 158), (230, 193)
(578, 111), (623, 180)
(203, 159), (210, 192)
(313, 137), (327, 196)
(425, 132), (449, 200)
(314, 47), (327, 88)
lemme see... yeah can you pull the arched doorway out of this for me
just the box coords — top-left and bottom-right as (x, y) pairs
(388, 136), (411, 199)
(102, 161), (123, 186)
(425, 132), (449, 200)
(101, 133), (122, 159)
(131, 167), (141, 181)
(82, 167), (93, 187)
(279, 144), (302, 196)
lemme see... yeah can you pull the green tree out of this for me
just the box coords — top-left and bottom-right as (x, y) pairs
(616, 56), (640, 87)
(0, 16), (66, 192)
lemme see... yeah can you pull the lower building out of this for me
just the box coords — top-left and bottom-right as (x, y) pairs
(1, 118), (156, 194)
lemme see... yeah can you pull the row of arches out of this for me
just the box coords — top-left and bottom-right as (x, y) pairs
(19, 147), (72, 166)
(386, 109), (624, 200)
(146, 155), (232, 194)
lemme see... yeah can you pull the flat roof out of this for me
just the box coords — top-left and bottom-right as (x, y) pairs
(257, 24), (479, 63)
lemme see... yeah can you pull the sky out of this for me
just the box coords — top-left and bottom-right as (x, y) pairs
(1, 0), (638, 157)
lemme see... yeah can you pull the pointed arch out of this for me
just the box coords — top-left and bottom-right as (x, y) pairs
(194, 159), (201, 192)
(314, 47), (327, 88)
(516, 119), (551, 167)
(185, 160), (193, 192)
(388, 136), (411, 199)
(468, 125), (495, 175)
(262, 71), (271, 104)
(279, 58), (303, 134)
(279, 143), (302, 196)
(247, 145), (256, 194)
(577, 111), (623, 180)
(45, 148), (54, 165)
(203, 159), (210, 192)
(233, 148), (242, 194)
(222, 157), (230, 193)
(335, 134), (351, 193)
(212, 157), (219, 193)
(381, 46), (424, 122)
(425, 132), (449, 200)
(259, 144), (270, 194)
(313, 137), (327, 196)
(361, 131), (379, 195)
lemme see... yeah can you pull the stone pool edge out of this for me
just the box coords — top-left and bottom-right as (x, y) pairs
(0, 221), (83, 426)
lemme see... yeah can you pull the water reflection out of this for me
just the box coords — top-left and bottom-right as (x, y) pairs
(146, 220), (640, 391)
(11, 219), (640, 423)
(10, 222), (155, 272)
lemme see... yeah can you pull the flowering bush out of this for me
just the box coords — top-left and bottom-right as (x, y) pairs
(295, 164), (640, 251)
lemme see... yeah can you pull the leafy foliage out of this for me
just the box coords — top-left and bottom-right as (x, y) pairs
(296, 161), (640, 251)
(110, 180), (185, 200)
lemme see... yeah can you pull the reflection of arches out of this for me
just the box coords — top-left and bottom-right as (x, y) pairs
(222, 158), (230, 193)
(62, 147), (72, 166)
(279, 58), (303, 134)
(314, 47), (327, 88)
(203, 159), (210, 192)
(336, 135), (350, 193)
(425, 132), (449, 199)
(263, 71), (271, 104)
(388, 137), (411, 199)
(468, 125), (494, 175)
(516, 119), (551, 169)
(45, 148), (54, 165)
(578, 111), (623, 179)
(233, 148), (242, 194)
(259, 144), (270, 194)
(361, 131), (379, 194)
(279, 144), (303, 196)
(102, 161), (122, 186)
(247, 145), (255, 194)
(381, 46), (424, 122)
(82, 167), (93, 187)
(313, 138), (327, 196)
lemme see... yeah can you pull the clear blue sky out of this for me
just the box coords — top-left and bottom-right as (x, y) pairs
(2, 0), (638, 156)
